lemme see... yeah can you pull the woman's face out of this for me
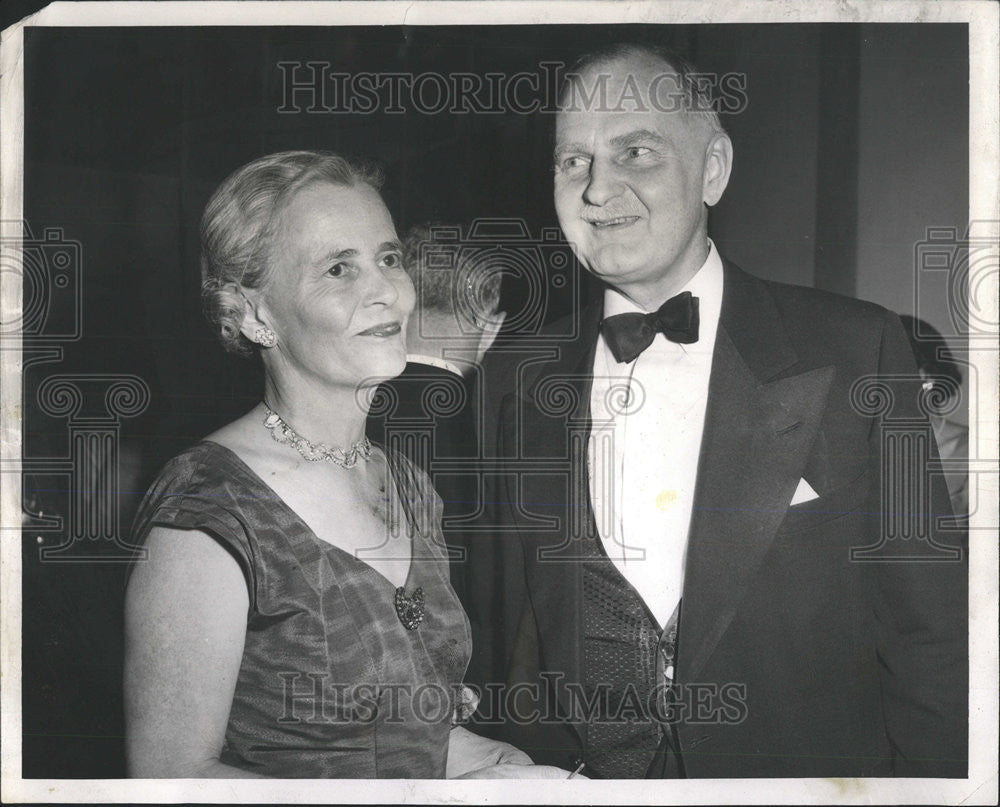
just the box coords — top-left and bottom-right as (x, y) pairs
(255, 181), (415, 391)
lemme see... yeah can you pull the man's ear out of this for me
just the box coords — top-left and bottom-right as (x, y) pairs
(702, 132), (733, 207)
(234, 285), (272, 344)
(476, 311), (507, 364)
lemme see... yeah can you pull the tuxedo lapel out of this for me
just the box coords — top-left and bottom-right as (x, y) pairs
(679, 264), (835, 683)
(508, 300), (602, 740)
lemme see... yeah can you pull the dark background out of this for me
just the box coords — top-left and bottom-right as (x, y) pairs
(19, 23), (967, 777)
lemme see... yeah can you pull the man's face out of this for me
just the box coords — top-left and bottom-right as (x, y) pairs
(554, 56), (727, 305)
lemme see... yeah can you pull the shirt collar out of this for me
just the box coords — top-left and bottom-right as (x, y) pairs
(603, 239), (724, 318)
(406, 354), (466, 378)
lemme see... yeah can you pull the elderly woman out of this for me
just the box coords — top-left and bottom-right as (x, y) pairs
(124, 151), (567, 779)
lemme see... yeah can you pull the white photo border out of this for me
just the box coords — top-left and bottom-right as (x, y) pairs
(1, 1), (997, 804)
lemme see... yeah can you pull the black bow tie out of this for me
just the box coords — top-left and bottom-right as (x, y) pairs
(601, 291), (700, 364)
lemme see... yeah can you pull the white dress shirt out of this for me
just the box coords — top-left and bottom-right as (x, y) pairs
(406, 353), (466, 378)
(587, 241), (724, 628)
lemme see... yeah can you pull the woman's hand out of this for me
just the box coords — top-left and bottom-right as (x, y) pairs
(453, 762), (587, 779)
(446, 726), (585, 779)
(446, 725), (530, 776)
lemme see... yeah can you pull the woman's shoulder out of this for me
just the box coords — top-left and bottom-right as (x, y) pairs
(132, 438), (268, 588)
(134, 438), (269, 545)
(150, 405), (271, 494)
(147, 440), (250, 495)
(130, 440), (262, 610)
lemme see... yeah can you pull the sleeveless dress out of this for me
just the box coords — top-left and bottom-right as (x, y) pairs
(129, 440), (472, 778)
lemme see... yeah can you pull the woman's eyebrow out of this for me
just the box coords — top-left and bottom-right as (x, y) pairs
(313, 241), (401, 265)
(313, 246), (358, 265)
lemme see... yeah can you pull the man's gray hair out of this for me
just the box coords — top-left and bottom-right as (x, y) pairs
(560, 42), (725, 136)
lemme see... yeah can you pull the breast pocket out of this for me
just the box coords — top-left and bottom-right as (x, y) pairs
(777, 470), (871, 535)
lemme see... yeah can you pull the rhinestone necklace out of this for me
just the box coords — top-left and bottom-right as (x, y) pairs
(262, 402), (372, 469)
(262, 402), (422, 629)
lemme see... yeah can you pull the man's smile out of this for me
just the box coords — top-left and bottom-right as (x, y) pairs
(587, 215), (641, 229)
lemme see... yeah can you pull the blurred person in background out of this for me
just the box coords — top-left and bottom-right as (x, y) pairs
(367, 223), (505, 604)
(898, 314), (969, 517)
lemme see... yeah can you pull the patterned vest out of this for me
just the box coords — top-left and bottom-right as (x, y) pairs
(579, 532), (683, 778)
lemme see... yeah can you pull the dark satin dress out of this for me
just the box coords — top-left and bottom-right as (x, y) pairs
(129, 441), (472, 778)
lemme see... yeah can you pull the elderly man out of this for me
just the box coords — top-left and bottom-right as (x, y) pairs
(466, 43), (967, 779)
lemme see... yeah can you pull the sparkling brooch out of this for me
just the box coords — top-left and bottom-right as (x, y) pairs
(394, 586), (425, 630)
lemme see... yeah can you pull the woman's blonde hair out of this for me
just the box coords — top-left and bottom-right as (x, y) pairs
(200, 150), (384, 357)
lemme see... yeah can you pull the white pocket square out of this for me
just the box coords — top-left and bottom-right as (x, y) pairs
(790, 478), (820, 506)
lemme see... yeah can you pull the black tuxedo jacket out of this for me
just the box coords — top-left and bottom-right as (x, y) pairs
(464, 261), (967, 778)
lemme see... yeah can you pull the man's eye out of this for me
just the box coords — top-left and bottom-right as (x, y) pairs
(557, 155), (589, 172)
(381, 252), (403, 270)
(624, 146), (651, 159)
(326, 262), (348, 277)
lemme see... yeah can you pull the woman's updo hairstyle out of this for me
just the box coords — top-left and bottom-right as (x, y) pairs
(200, 150), (384, 357)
